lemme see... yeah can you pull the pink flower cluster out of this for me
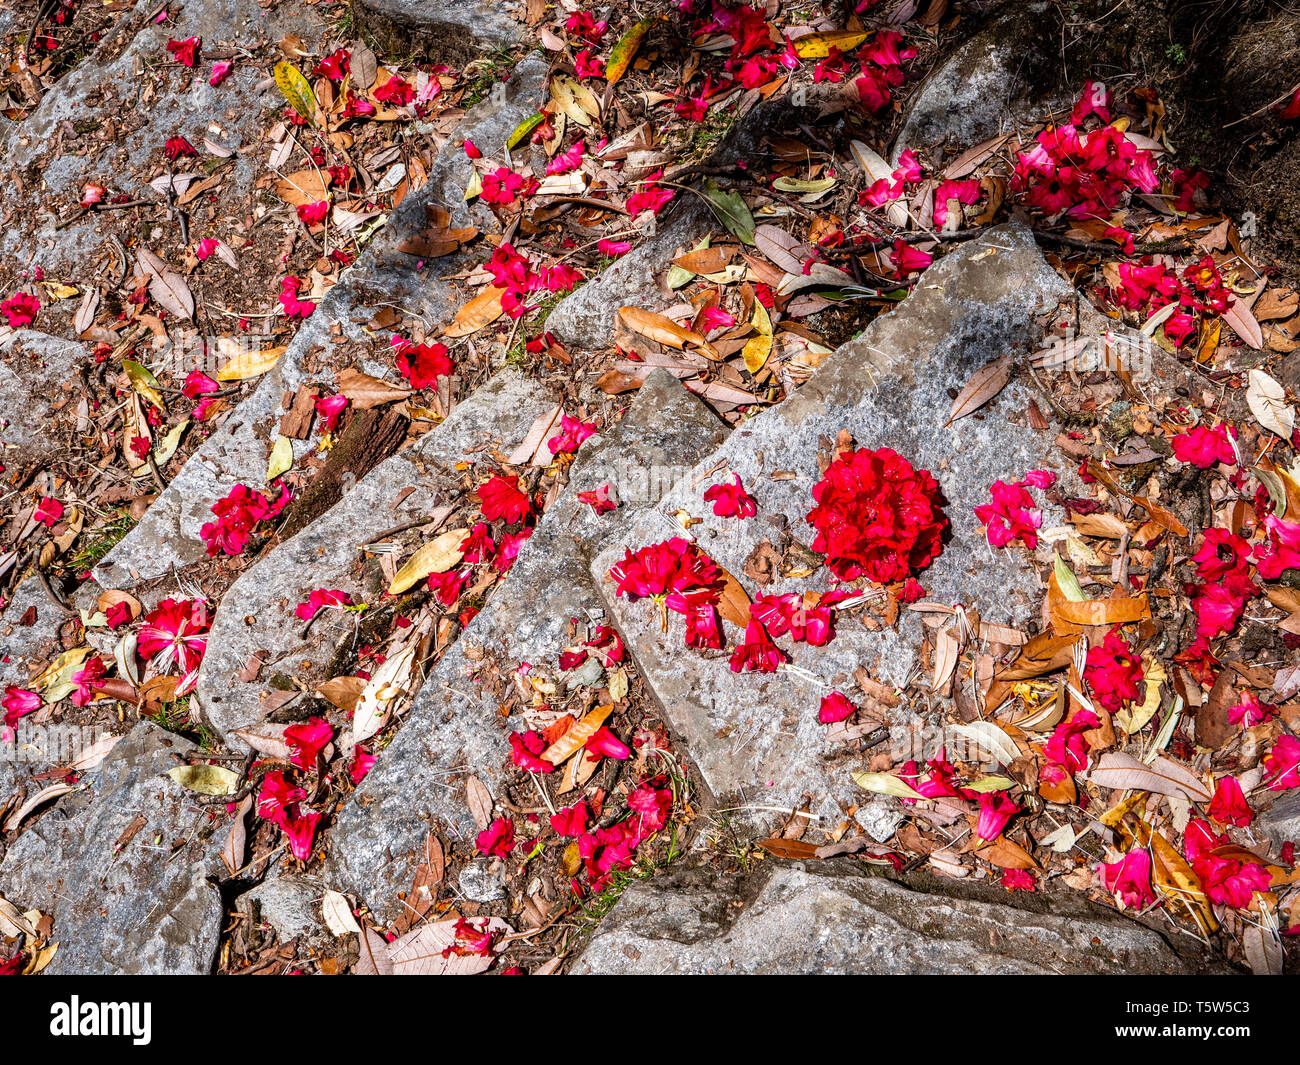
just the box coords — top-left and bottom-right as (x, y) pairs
(200, 483), (291, 556)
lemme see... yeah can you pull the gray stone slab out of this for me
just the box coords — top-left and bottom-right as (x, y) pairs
(236, 873), (327, 940)
(92, 56), (549, 589)
(0, 721), (223, 974)
(571, 865), (1220, 975)
(590, 223), (1076, 826)
(328, 370), (728, 922)
(351, 0), (524, 62)
(193, 371), (554, 742)
(1259, 789), (1300, 855)
(0, 329), (85, 482)
(0, 577), (70, 690)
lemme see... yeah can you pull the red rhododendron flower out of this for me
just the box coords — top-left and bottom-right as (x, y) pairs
(1192, 527), (1251, 581)
(509, 730), (554, 773)
(34, 496), (63, 527)
(750, 593), (834, 646)
(2, 687), (41, 728)
(548, 413), (597, 454)
(585, 726), (630, 760)
(166, 36), (200, 67)
(315, 393), (348, 433)
(667, 590), (723, 649)
(1099, 850), (1155, 909)
(494, 528), (533, 573)
(1, 291), (39, 328)
(477, 816), (516, 857)
(1193, 569), (1256, 639)
(297, 200), (330, 227)
(1084, 630), (1144, 712)
(1001, 868), (1037, 892)
(70, 656), (106, 706)
(546, 142), (585, 175)
(1207, 775), (1253, 827)
(729, 620), (787, 674)
(975, 792), (1020, 840)
(1044, 709), (1100, 771)
(393, 338), (452, 388)
(932, 178), (981, 226)
(200, 482), (291, 556)
(279, 275), (315, 317)
(597, 238), (632, 256)
(890, 240), (932, 275)
(1227, 690), (1275, 728)
(551, 801), (589, 837)
(1264, 735), (1300, 791)
(703, 474), (757, 519)
(80, 182), (107, 208)
(427, 568), (470, 605)
(1254, 515), (1300, 580)
(209, 60), (233, 87)
(459, 523), (495, 564)
(578, 483), (618, 514)
(610, 538), (719, 601)
(565, 10), (608, 43)
(975, 480), (1041, 549)
(478, 474), (531, 524)
(294, 588), (352, 621)
(374, 75), (414, 105)
(806, 447), (947, 583)
(818, 691), (856, 724)
(350, 747), (376, 784)
(258, 769), (306, 820)
(138, 596), (210, 695)
(463, 139), (481, 159)
(314, 48), (350, 81)
(105, 600), (132, 629)
(1172, 424), (1235, 468)
(1070, 79), (1113, 124)
(481, 167), (528, 205)
(164, 136), (198, 161)
(280, 806), (323, 861)
(626, 170), (675, 216)
(183, 369), (219, 397)
(574, 49), (604, 78)
(285, 716), (334, 769)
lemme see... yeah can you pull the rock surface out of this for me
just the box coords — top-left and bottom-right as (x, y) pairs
(572, 864), (1218, 975)
(236, 873), (327, 940)
(351, 0), (523, 61)
(193, 371), (554, 742)
(93, 56), (549, 589)
(1259, 790), (1300, 854)
(0, 722), (223, 974)
(0, 330), (85, 482)
(591, 223), (1074, 825)
(329, 370), (728, 921)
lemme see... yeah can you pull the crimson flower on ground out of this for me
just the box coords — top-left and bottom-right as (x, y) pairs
(509, 730), (554, 773)
(478, 474), (531, 524)
(183, 370), (219, 397)
(201, 483), (290, 556)
(703, 474), (757, 518)
(585, 626), (625, 667)
(806, 446), (947, 583)
(574, 49), (604, 78)
(393, 338), (452, 388)
(294, 588), (352, 621)
(105, 600), (132, 629)
(297, 200), (330, 227)
(1001, 869), (1037, 892)
(1227, 690), (1275, 728)
(546, 142), (585, 175)
(70, 656), (106, 706)
(209, 61), (233, 86)
(547, 413), (597, 454)
(374, 75), (414, 105)
(284, 717), (334, 769)
(932, 178), (981, 226)
(2, 687), (41, 728)
(551, 801), (589, 837)
(314, 393), (348, 433)
(585, 727), (630, 760)
(459, 523), (495, 564)
(350, 747), (376, 785)
(427, 568), (469, 605)
(1192, 569), (1256, 639)
(610, 538), (719, 600)
(975, 792), (1021, 840)
(818, 691), (856, 724)
(597, 238), (631, 256)
(1192, 527), (1251, 581)
(34, 496), (63, 527)
(1044, 710), (1100, 772)
(564, 10), (608, 43)
(137, 597), (210, 696)
(578, 483), (618, 514)
(1172, 423), (1235, 468)
(975, 480), (1041, 549)
(477, 816), (516, 858)
(481, 167), (528, 206)
(314, 48), (350, 81)
(279, 276), (315, 317)
(729, 620), (787, 674)
(1254, 515), (1300, 580)
(166, 37), (200, 66)
(1099, 850), (1155, 909)
(164, 136), (197, 160)
(493, 528), (533, 573)
(667, 590), (723, 649)
(80, 183), (107, 208)
(890, 240), (932, 275)
(626, 170), (675, 216)
(1, 291), (39, 328)
(1070, 79), (1113, 124)
(1083, 631), (1144, 712)
(1207, 776), (1253, 827)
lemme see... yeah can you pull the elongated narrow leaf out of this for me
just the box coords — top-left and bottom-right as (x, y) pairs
(274, 60), (318, 124)
(606, 17), (655, 84)
(947, 355), (1011, 424)
(703, 178), (755, 245)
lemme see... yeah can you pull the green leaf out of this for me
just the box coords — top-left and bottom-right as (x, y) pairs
(703, 178), (755, 245)
(274, 61), (318, 126)
(1053, 554), (1087, 602)
(964, 775), (1016, 793)
(122, 359), (164, 409)
(851, 770), (924, 801)
(606, 16), (655, 84)
(506, 112), (546, 151)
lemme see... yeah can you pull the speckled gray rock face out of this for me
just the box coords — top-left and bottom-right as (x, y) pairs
(329, 370), (728, 922)
(351, 0), (523, 61)
(0, 330), (85, 481)
(2, 0), (329, 279)
(891, 2), (1058, 163)
(591, 223), (1074, 826)
(546, 201), (712, 353)
(1259, 790), (1300, 854)
(0, 577), (71, 690)
(92, 56), (549, 589)
(236, 873), (327, 940)
(0, 722), (223, 974)
(572, 865), (1217, 975)
(193, 372), (554, 742)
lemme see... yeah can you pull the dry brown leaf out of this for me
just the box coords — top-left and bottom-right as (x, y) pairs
(947, 355), (1012, 425)
(443, 285), (505, 338)
(541, 704), (613, 766)
(619, 306), (721, 360)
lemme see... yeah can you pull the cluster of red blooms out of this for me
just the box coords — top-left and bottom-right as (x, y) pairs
(897, 750), (1023, 841)
(200, 482), (291, 556)
(392, 336), (452, 388)
(1083, 630), (1145, 712)
(806, 447), (947, 583)
(257, 769), (324, 861)
(1108, 254), (1234, 348)
(484, 242), (582, 319)
(852, 29), (916, 113)
(974, 470), (1055, 549)
(1012, 84), (1158, 222)
(1, 290), (39, 329)
(137, 597), (211, 697)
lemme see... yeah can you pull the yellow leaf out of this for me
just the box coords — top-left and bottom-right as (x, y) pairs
(217, 342), (286, 381)
(742, 332), (772, 374)
(274, 60), (318, 125)
(618, 306), (721, 360)
(166, 764), (239, 795)
(1115, 655), (1166, 734)
(266, 435), (293, 482)
(388, 528), (468, 594)
(442, 285), (504, 338)
(792, 31), (868, 59)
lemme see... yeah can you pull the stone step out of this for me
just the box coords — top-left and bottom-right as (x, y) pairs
(328, 369), (729, 923)
(93, 56), (549, 590)
(570, 864), (1226, 975)
(193, 370), (555, 742)
(351, 0), (524, 63)
(1, 0), (330, 279)
(0, 329), (87, 485)
(0, 721), (224, 974)
(589, 222), (1079, 832)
